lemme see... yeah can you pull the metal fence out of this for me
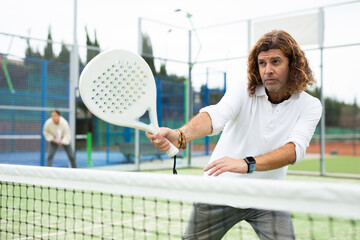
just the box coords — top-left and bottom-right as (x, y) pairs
(0, 51), (70, 166)
(1, 1), (359, 174)
(0, 40), (226, 167)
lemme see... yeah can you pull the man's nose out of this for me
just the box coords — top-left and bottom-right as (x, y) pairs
(265, 65), (274, 74)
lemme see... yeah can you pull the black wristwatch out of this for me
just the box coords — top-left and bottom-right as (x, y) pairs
(244, 156), (256, 174)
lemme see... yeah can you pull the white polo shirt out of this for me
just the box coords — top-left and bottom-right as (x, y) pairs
(200, 81), (322, 180)
(43, 116), (72, 145)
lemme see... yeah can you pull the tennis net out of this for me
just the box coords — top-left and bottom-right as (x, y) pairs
(0, 164), (359, 240)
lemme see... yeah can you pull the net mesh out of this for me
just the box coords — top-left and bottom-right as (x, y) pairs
(1, 182), (189, 239)
(0, 164), (359, 240)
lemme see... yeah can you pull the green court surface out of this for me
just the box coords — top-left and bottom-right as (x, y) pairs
(150, 164), (360, 183)
(288, 156), (360, 175)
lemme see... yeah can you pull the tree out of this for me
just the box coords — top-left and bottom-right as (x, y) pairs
(158, 62), (167, 76)
(76, 27), (101, 133)
(25, 39), (34, 59)
(141, 33), (157, 75)
(44, 27), (55, 61)
(85, 27), (100, 64)
(57, 43), (70, 64)
(25, 38), (42, 71)
(141, 34), (185, 84)
(25, 39), (41, 60)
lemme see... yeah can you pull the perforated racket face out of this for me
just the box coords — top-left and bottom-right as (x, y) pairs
(91, 61), (148, 114)
(79, 50), (158, 132)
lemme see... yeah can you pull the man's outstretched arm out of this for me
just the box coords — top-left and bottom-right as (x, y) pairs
(145, 112), (213, 152)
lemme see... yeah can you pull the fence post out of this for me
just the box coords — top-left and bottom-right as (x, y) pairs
(319, 7), (326, 176)
(40, 60), (48, 166)
(106, 123), (110, 164)
(87, 132), (92, 166)
(354, 98), (358, 156)
(156, 77), (162, 127)
(205, 69), (209, 155)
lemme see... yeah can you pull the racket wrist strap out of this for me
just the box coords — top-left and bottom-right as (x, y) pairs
(176, 129), (186, 149)
(173, 155), (177, 175)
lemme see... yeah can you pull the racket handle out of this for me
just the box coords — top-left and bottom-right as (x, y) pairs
(166, 142), (179, 157)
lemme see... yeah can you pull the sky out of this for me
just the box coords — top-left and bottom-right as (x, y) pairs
(1, 0), (360, 104)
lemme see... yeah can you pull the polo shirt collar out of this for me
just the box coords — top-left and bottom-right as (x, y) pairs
(255, 85), (301, 102)
(255, 85), (266, 96)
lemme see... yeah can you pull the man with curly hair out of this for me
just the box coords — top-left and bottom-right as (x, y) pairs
(146, 30), (322, 240)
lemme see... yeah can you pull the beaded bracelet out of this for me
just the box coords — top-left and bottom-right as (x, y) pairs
(176, 129), (187, 149)
(179, 129), (186, 149)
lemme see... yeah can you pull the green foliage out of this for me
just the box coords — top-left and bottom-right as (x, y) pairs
(25, 38), (42, 59)
(158, 74), (186, 84)
(141, 33), (157, 75)
(158, 63), (167, 76)
(140, 33), (188, 84)
(44, 26), (55, 61)
(85, 27), (100, 64)
(307, 87), (359, 128)
(24, 38), (42, 71)
(57, 43), (70, 64)
(157, 64), (186, 83)
(198, 85), (225, 107)
(24, 26), (100, 67)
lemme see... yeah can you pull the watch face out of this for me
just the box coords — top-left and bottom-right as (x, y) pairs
(246, 157), (256, 164)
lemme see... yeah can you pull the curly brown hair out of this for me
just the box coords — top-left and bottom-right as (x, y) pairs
(247, 30), (315, 96)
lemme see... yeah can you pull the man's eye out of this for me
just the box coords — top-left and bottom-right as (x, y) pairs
(258, 62), (265, 66)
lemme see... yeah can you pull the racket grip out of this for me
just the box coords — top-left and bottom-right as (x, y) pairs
(166, 142), (179, 157)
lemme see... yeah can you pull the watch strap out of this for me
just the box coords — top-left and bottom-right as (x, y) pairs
(244, 156), (256, 174)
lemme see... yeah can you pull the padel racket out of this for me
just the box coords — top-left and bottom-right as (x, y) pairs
(79, 49), (179, 161)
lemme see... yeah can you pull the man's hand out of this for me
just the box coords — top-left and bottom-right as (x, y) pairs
(51, 139), (62, 145)
(145, 128), (178, 152)
(204, 157), (248, 176)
